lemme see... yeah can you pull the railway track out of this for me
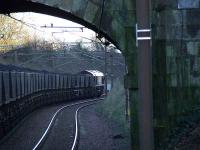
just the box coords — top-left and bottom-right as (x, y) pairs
(32, 97), (104, 150)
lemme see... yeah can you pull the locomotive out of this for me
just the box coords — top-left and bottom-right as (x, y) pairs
(0, 69), (104, 139)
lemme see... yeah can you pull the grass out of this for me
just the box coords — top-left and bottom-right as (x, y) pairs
(96, 78), (130, 133)
(96, 78), (131, 149)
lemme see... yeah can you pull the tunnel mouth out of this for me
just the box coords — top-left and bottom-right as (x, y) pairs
(0, 0), (118, 49)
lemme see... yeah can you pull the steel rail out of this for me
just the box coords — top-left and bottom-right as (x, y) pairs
(32, 97), (104, 150)
(71, 100), (102, 150)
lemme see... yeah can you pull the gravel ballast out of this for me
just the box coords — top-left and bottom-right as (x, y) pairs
(78, 104), (131, 150)
(0, 103), (65, 150)
(0, 100), (131, 150)
(0, 101), (81, 150)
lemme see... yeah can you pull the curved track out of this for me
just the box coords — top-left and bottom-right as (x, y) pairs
(71, 100), (101, 150)
(32, 98), (104, 150)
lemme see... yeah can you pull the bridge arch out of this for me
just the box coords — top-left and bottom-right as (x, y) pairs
(0, 0), (136, 52)
(0, 0), (137, 148)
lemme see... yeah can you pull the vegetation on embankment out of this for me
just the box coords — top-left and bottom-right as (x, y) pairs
(96, 79), (131, 149)
(96, 79), (130, 133)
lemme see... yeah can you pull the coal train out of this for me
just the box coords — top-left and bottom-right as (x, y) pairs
(0, 69), (104, 139)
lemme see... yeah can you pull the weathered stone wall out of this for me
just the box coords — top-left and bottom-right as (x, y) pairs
(152, 1), (200, 148)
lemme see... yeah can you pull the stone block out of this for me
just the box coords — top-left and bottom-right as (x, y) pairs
(187, 42), (199, 55)
(172, 74), (178, 87)
(84, 2), (99, 22)
(166, 57), (177, 74)
(166, 46), (174, 57)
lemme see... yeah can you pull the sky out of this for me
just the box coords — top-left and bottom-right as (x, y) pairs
(10, 12), (121, 53)
(12, 12), (96, 43)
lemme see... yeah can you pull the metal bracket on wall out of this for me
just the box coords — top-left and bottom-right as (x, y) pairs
(136, 24), (151, 47)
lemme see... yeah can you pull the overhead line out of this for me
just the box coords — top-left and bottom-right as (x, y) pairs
(6, 14), (44, 33)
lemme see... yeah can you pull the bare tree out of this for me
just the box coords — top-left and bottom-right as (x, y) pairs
(0, 14), (30, 47)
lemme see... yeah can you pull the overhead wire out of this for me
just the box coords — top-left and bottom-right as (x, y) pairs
(5, 12), (116, 49)
(66, 31), (116, 49)
(51, 29), (117, 51)
(4, 13), (124, 72)
(6, 14), (44, 33)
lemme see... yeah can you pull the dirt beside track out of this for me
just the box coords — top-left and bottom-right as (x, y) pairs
(78, 104), (131, 150)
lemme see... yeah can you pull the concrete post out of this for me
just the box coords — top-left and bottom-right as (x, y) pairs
(104, 43), (108, 95)
(110, 54), (114, 89)
(136, 0), (154, 149)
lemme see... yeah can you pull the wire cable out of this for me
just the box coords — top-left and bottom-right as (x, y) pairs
(6, 14), (44, 33)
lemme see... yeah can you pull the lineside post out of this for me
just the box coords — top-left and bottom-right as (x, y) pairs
(104, 40), (109, 95)
(110, 54), (114, 89)
(136, 0), (154, 149)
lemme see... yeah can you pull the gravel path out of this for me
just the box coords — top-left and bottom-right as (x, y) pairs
(78, 104), (131, 150)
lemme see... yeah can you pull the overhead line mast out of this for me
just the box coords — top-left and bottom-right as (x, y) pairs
(40, 24), (86, 32)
